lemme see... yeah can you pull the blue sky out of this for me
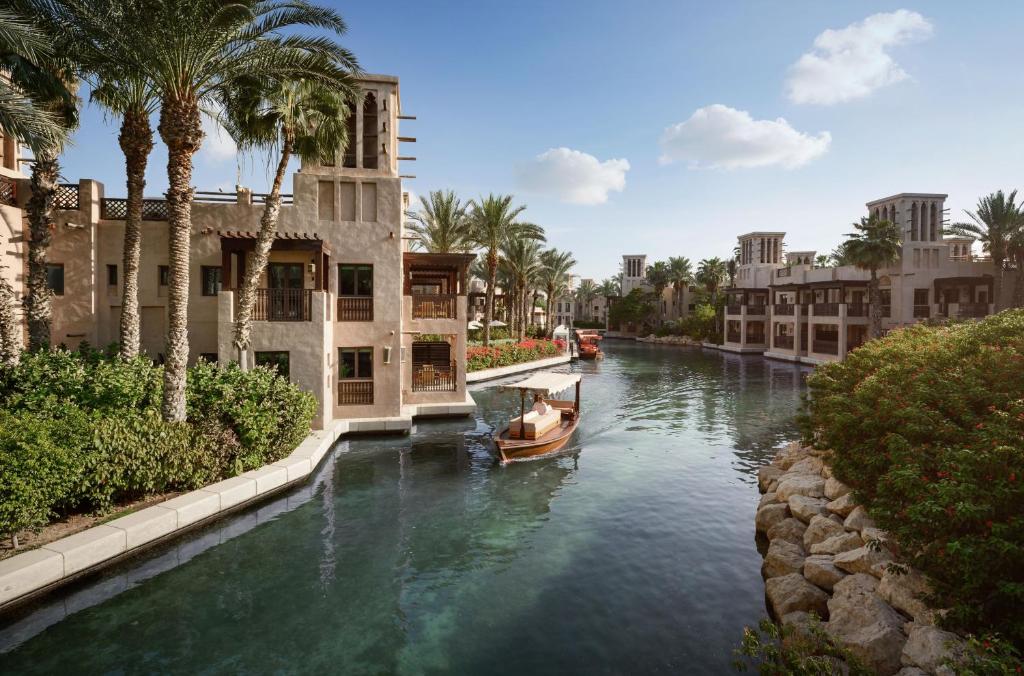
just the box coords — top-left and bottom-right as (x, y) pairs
(58, 1), (1024, 280)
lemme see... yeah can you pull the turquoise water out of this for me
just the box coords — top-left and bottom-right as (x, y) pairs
(0, 342), (808, 675)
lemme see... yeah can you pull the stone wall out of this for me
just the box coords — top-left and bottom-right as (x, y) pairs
(755, 442), (967, 675)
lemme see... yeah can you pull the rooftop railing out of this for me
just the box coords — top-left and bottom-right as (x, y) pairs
(55, 183), (79, 210)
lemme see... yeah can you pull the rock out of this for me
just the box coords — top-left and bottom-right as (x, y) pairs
(879, 569), (933, 623)
(773, 442), (808, 470)
(758, 491), (781, 508)
(804, 554), (847, 592)
(766, 479), (780, 493)
(897, 668), (929, 676)
(781, 610), (812, 629)
(804, 514), (846, 549)
(766, 573), (829, 619)
(827, 493), (857, 518)
(843, 505), (875, 533)
(764, 539), (806, 578)
(768, 518), (807, 546)
(788, 456), (825, 477)
(756, 503), (789, 534)
(776, 473), (826, 501)
(810, 531), (864, 555)
(758, 465), (784, 493)
(827, 574), (908, 674)
(825, 477), (851, 500)
(901, 623), (966, 673)
(789, 495), (829, 523)
(833, 546), (894, 577)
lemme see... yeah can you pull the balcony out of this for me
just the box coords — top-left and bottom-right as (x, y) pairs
(774, 303), (794, 316)
(726, 304), (742, 316)
(813, 303), (840, 317)
(338, 380), (373, 405)
(337, 296), (373, 321)
(746, 304), (767, 317)
(957, 302), (991, 318)
(913, 305), (931, 319)
(812, 339), (839, 355)
(847, 304), (868, 317)
(412, 294), (457, 320)
(774, 334), (794, 350)
(412, 361), (457, 392)
(776, 267), (792, 278)
(251, 288), (312, 321)
(101, 197), (170, 220)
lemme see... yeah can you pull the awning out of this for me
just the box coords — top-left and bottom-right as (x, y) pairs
(503, 373), (581, 395)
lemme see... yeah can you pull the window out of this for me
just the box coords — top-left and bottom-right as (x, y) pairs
(914, 289), (929, 305)
(107, 264), (118, 286)
(46, 264), (64, 295)
(339, 347), (373, 379)
(255, 351), (289, 379)
(158, 265), (169, 286)
(198, 352), (218, 363)
(339, 264), (373, 296)
(201, 266), (222, 296)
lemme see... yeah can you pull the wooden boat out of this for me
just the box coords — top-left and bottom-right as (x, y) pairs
(495, 372), (582, 463)
(576, 329), (603, 359)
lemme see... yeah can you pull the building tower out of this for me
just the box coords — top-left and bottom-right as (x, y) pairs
(621, 254), (647, 295)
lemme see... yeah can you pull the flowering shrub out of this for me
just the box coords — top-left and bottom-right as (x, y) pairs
(800, 311), (1024, 648)
(467, 339), (564, 372)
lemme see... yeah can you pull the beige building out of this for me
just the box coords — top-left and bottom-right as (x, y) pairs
(0, 73), (475, 429)
(723, 193), (1002, 364)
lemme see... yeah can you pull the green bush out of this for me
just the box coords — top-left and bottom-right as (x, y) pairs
(800, 310), (1024, 646)
(734, 616), (870, 675)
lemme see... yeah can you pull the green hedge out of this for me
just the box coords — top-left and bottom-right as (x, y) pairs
(800, 311), (1024, 647)
(0, 348), (316, 538)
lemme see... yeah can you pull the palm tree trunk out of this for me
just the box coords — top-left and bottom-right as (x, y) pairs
(483, 252), (497, 347)
(868, 269), (882, 339)
(234, 130), (293, 368)
(25, 154), (58, 350)
(545, 283), (555, 337)
(119, 109), (154, 360)
(1013, 253), (1024, 309)
(0, 275), (20, 365)
(158, 97), (203, 422)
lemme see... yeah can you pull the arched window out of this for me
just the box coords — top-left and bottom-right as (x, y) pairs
(362, 93), (379, 169)
(910, 202), (919, 241)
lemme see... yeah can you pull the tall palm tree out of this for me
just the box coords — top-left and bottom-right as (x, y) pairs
(948, 190), (1023, 312)
(499, 238), (542, 340)
(697, 257), (728, 337)
(90, 72), (159, 359)
(844, 216), (901, 339)
(575, 278), (598, 321)
(598, 277), (620, 298)
(224, 71), (358, 369)
(645, 261), (670, 324)
(0, 9), (66, 154)
(725, 257), (737, 288)
(667, 256), (693, 318)
(406, 190), (471, 253)
(538, 248), (575, 336)
(466, 194), (544, 346)
(56, 0), (358, 421)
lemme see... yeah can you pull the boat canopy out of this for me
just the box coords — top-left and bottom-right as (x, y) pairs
(503, 372), (581, 396)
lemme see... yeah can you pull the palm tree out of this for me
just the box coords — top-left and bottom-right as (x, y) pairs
(598, 277), (620, 298)
(645, 261), (670, 325)
(844, 216), (901, 339)
(538, 248), (575, 335)
(697, 257), (728, 337)
(667, 256), (693, 318)
(466, 194), (544, 346)
(224, 71), (358, 369)
(815, 254), (832, 268)
(1009, 226), (1024, 308)
(948, 190), (1023, 312)
(57, 0), (358, 421)
(406, 190), (471, 253)
(725, 257), (737, 288)
(0, 9), (66, 154)
(575, 278), (598, 322)
(90, 72), (159, 359)
(500, 238), (542, 340)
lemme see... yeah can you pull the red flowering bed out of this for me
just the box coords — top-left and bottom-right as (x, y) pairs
(467, 339), (565, 372)
(800, 310), (1024, 649)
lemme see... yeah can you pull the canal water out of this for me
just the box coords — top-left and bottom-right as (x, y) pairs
(0, 342), (809, 675)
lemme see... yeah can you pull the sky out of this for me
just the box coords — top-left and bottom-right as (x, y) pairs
(57, 1), (1024, 280)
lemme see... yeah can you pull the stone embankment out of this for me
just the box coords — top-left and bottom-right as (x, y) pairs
(635, 334), (700, 346)
(756, 443), (967, 675)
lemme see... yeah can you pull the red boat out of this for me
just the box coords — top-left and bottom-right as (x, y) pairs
(576, 330), (604, 359)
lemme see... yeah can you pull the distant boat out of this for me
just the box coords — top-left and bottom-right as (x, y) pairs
(576, 329), (604, 359)
(494, 373), (582, 462)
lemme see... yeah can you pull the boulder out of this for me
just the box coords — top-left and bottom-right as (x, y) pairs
(804, 514), (846, 549)
(843, 505), (875, 533)
(897, 668), (929, 676)
(773, 442), (808, 470)
(878, 569), (932, 623)
(826, 493), (857, 518)
(789, 495), (829, 523)
(768, 518), (807, 546)
(766, 479), (780, 493)
(776, 473), (826, 501)
(788, 456), (825, 477)
(804, 555), (847, 592)
(827, 574), (908, 675)
(824, 477), (851, 500)
(758, 465), (784, 493)
(756, 503), (789, 534)
(810, 531), (864, 556)
(763, 539), (806, 579)
(766, 573), (829, 619)
(901, 623), (966, 673)
(833, 545), (894, 577)
(758, 491), (781, 508)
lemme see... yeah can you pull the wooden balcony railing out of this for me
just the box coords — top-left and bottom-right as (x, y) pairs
(813, 339), (839, 355)
(774, 334), (794, 350)
(412, 294), (457, 319)
(774, 303), (794, 316)
(337, 296), (373, 321)
(412, 361), (457, 392)
(747, 304), (767, 316)
(913, 305), (931, 319)
(0, 176), (15, 206)
(813, 303), (840, 317)
(338, 380), (373, 405)
(847, 304), (868, 317)
(957, 302), (990, 318)
(55, 183), (79, 210)
(725, 304), (742, 315)
(251, 288), (312, 321)
(726, 331), (742, 343)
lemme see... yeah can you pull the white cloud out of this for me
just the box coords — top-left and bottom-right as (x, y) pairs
(658, 104), (831, 169)
(786, 10), (933, 105)
(516, 147), (629, 205)
(199, 112), (237, 162)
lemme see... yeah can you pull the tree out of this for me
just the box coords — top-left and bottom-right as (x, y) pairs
(0, 9), (66, 154)
(948, 190), (1023, 312)
(466, 194), (543, 346)
(667, 256), (693, 318)
(597, 277), (620, 299)
(575, 278), (598, 321)
(58, 0), (359, 421)
(499, 238), (542, 340)
(538, 248), (575, 335)
(725, 257), (737, 288)
(224, 69), (358, 369)
(696, 257), (728, 338)
(843, 216), (901, 339)
(406, 190), (470, 253)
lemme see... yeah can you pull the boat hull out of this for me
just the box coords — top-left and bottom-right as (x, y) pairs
(495, 417), (579, 462)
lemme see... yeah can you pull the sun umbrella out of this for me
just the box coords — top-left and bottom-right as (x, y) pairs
(467, 320), (483, 329)
(488, 320), (507, 327)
